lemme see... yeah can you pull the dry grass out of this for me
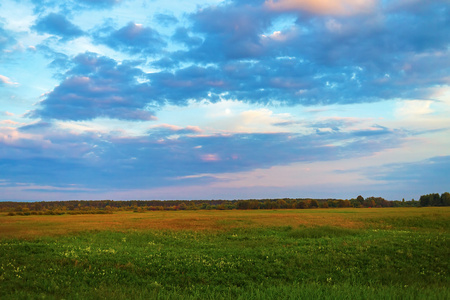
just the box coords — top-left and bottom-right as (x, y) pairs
(1, 207), (448, 239)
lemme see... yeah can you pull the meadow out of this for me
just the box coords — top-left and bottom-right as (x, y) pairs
(0, 207), (449, 299)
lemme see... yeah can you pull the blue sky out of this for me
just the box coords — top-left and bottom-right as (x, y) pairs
(0, 0), (449, 201)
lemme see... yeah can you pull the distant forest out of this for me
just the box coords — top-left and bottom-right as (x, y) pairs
(1, 193), (449, 216)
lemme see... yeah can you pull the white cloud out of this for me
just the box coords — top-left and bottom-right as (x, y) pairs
(395, 100), (433, 118)
(0, 75), (18, 85)
(210, 107), (293, 133)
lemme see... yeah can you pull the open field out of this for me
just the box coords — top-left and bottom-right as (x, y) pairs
(1, 207), (449, 299)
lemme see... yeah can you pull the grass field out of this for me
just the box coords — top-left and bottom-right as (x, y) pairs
(1, 207), (449, 299)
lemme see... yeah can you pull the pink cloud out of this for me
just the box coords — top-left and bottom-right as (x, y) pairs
(201, 154), (220, 162)
(1, 111), (14, 117)
(152, 124), (202, 133)
(0, 120), (19, 125)
(264, 0), (376, 15)
(0, 75), (18, 85)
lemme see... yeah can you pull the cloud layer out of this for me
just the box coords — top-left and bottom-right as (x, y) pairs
(29, 52), (155, 121)
(25, 0), (450, 121)
(0, 119), (407, 190)
(32, 13), (84, 40)
(1, 0), (449, 200)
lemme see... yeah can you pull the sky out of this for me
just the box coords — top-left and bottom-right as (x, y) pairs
(0, 0), (449, 202)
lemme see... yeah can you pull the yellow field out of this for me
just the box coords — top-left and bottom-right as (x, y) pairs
(1, 207), (448, 239)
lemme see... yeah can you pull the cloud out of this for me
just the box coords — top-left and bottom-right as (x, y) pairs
(145, 58), (389, 106)
(364, 156), (450, 194)
(179, 2), (272, 61)
(172, 27), (203, 47)
(32, 13), (84, 40)
(19, 121), (53, 132)
(305, 117), (360, 131)
(0, 120), (19, 126)
(147, 64), (229, 105)
(31, 0), (121, 13)
(34, 44), (72, 72)
(396, 100), (434, 118)
(208, 107), (293, 133)
(149, 124), (202, 136)
(264, 0), (377, 15)
(154, 13), (178, 26)
(158, 0), (449, 106)
(0, 121), (408, 190)
(21, 0), (450, 122)
(151, 57), (180, 69)
(0, 74), (18, 85)
(94, 22), (166, 55)
(78, 0), (122, 8)
(351, 124), (393, 137)
(28, 52), (156, 121)
(1, 111), (15, 117)
(0, 23), (17, 53)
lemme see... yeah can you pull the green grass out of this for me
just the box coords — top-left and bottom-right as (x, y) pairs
(1, 208), (449, 299)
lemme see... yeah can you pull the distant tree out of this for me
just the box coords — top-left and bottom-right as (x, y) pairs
(287, 199), (297, 209)
(303, 200), (311, 208)
(201, 203), (212, 210)
(236, 201), (249, 210)
(363, 198), (376, 207)
(350, 198), (360, 208)
(430, 193), (442, 206)
(419, 194), (432, 207)
(247, 200), (260, 209)
(296, 201), (307, 209)
(356, 195), (364, 205)
(277, 199), (288, 209)
(419, 193), (442, 207)
(327, 200), (337, 208)
(310, 199), (319, 208)
(263, 200), (277, 209)
(442, 192), (450, 206)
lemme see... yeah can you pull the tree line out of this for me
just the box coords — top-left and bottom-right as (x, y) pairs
(2, 193), (446, 215)
(419, 192), (450, 207)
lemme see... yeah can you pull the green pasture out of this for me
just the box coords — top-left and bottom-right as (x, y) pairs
(0, 207), (449, 299)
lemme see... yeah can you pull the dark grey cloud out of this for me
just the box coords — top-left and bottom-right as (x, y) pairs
(27, 0), (450, 120)
(306, 118), (360, 132)
(32, 13), (84, 40)
(28, 52), (155, 121)
(172, 27), (202, 47)
(0, 121), (407, 190)
(157, 0), (450, 105)
(94, 22), (166, 55)
(147, 64), (229, 105)
(19, 121), (53, 132)
(351, 125), (393, 137)
(145, 59), (383, 106)
(150, 56), (180, 69)
(185, 1), (272, 61)
(148, 125), (202, 138)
